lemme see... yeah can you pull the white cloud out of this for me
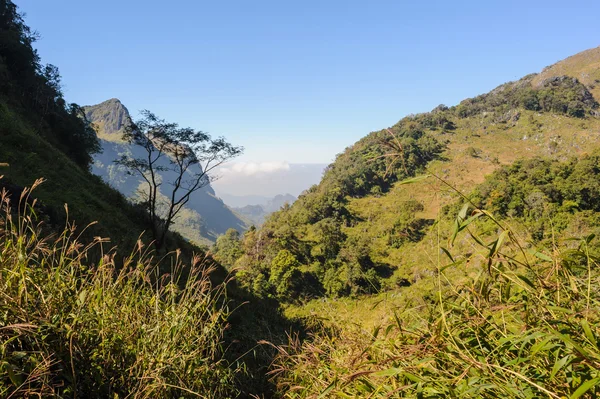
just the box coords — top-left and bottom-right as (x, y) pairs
(218, 161), (290, 176)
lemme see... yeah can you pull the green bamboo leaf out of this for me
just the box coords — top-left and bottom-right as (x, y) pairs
(517, 274), (536, 289)
(553, 332), (590, 358)
(393, 311), (402, 330)
(550, 355), (570, 380)
(440, 260), (465, 272)
(581, 320), (598, 350)
(373, 367), (403, 377)
(440, 247), (454, 263)
(488, 230), (508, 259)
(570, 377), (600, 399)
(527, 249), (553, 262)
(458, 203), (470, 220)
(5, 363), (23, 387)
(318, 379), (337, 398)
(397, 175), (431, 185)
(585, 233), (596, 244)
(547, 306), (575, 314)
(404, 372), (421, 383)
(469, 232), (486, 247)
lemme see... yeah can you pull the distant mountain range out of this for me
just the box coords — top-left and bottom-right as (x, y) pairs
(225, 193), (296, 225)
(84, 99), (247, 244)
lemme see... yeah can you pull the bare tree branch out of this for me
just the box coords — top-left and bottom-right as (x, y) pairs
(115, 110), (242, 251)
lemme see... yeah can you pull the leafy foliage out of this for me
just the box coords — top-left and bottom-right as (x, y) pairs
(454, 74), (598, 119)
(465, 151), (600, 244)
(271, 197), (600, 398)
(234, 121), (444, 301)
(0, 0), (100, 168)
(213, 228), (244, 269)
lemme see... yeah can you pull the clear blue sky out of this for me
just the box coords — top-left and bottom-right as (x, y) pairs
(18, 0), (600, 164)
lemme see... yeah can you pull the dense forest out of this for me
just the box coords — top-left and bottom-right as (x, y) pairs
(3, 0), (600, 397)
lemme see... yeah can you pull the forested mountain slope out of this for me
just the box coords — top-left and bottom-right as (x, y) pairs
(251, 46), (600, 398)
(230, 46), (600, 303)
(0, 3), (148, 250)
(84, 98), (247, 245)
(0, 3), (290, 396)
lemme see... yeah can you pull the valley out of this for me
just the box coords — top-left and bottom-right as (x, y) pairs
(2, 0), (600, 397)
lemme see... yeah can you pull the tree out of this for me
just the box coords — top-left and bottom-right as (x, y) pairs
(0, 0), (100, 169)
(117, 110), (242, 250)
(213, 228), (244, 269)
(269, 249), (301, 299)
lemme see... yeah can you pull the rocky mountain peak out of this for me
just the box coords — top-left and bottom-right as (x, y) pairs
(84, 98), (132, 140)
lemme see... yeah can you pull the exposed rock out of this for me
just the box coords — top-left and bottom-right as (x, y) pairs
(82, 99), (248, 242)
(84, 98), (132, 139)
(496, 109), (520, 124)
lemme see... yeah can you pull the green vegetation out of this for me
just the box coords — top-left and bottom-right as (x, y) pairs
(467, 153), (600, 244)
(0, 0), (99, 168)
(210, 44), (600, 397)
(454, 74), (598, 119)
(0, 185), (237, 398)
(213, 228), (244, 269)
(227, 53), (600, 305)
(0, 3), (290, 396)
(271, 201), (600, 398)
(4, 0), (600, 396)
(232, 124), (444, 300)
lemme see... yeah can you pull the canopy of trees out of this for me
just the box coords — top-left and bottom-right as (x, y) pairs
(221, 119), (444, 301)
(0, 0), (99, 168)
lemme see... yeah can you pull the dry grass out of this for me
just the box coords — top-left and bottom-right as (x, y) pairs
(273, 194), (600, 398)
(0, 179), (238, 398)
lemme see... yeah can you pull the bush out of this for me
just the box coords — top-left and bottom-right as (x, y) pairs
(0, 181), (237, 398)
(271, 204), (600, 398)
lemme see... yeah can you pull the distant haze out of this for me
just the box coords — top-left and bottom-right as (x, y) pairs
(212, 162), (327, 198)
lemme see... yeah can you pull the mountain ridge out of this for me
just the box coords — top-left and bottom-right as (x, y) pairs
(230, 44), (600, 302)
(84, 99), (247, 244)
(231, 193), (297, 225)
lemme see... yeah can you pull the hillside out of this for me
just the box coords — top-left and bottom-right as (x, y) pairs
(229, 45), (600, 304)
(0, 4), (292, 396)
(3, 0), (600, 395)
(232, 46), (600, 398)
(84, 98), (247, 245)
(0, 5), (147, 251)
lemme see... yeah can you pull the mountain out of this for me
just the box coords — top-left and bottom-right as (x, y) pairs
(231, 45), (600, 301)
(84, 99), (247, 244)
(231, 193), (297, 225)
(84, 98), (130, 139)
(263, 46), (600, 398)
(217, 193), (273, 208)
(264, 193), (297, 213)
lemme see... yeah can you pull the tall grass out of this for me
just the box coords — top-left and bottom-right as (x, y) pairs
(0, 179), (237, 398)
(270, 185), (600, 397)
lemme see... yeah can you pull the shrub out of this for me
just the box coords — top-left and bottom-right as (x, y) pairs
(270, 203), (600, 398)
(0, 180), (237, 398)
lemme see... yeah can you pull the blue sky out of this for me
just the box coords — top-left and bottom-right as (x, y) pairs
(18, 0), (600, 164)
